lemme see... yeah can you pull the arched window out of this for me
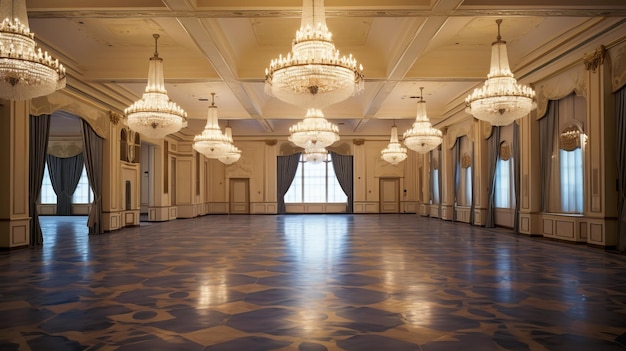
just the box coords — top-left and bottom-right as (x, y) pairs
(120, 129), (128, 162)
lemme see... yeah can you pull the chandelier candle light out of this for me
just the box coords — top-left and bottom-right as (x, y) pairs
(381, 123), (408, 165)
(265, 0), (364, 150)
(403, 88), (443, 154)
(125, 34), (187, 139)
(303, 144), (328, 164)
(465, 19), (536, 126)
(0, 0), (66, 100)
(193, 93), (232, 159)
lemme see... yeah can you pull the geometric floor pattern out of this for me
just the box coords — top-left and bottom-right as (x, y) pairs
(1, 214), (625, 351)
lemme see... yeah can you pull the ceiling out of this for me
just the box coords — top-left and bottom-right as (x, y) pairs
(26, 0), (626, 139)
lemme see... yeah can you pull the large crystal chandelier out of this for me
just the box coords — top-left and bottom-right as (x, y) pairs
(218, 125), (242, 165)
(403, 88), (443, 154)
(0, 0), (66, 100)
(266, 0), (363, 151)
(125, 34), (187, 139)
(465, 19), (536, 126)
(381, 124), (407, 165)
(193, 93), (231, 159)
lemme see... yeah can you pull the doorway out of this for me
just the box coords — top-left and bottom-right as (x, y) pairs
(229, 178), (250, 214)
(379, 178), (400, 213)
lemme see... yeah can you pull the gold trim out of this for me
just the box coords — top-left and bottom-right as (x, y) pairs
(109, 111), (123, 125)
(500, 142), (512, 161)
(353, 138), (365, 146)
(265, 139), (277, 146)
(583, 45), (606, 73)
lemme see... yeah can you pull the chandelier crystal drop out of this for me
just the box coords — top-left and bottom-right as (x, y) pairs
(381, 124), (408, 165)
(465, 19), (536, 126)
(193, 93), (232, 159)
(303, 145), (328, 164)
(125, 34), (187, 139)
(218, 125), (242, 165)
(288, 108), (340, 149)
(264, 0), (364, 110)
(403, 88), (443, 154)
(0, 0), (66, 100)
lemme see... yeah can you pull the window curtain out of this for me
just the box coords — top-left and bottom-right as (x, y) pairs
(276, 152), (301, 214)
(330, 151), (354, 213)
(29, 114), (51, 246)
(616, 87), (626, 252)
(513, 122), (521, 234)
(452, 138), (460, 221)
(46, 153), (84, 216)
(469, 140), (475, 225)
(81, 120), (104, 234)
(485, 126), (500, 228)
(437, 146), (443, 217)
(539, 100), (558, 212)
(429, 151), (434, 206)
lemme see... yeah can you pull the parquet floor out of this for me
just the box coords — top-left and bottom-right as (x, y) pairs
(1, 214), (625, 350)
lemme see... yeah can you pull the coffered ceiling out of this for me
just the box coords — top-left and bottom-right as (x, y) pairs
(25, 0), (626, 139)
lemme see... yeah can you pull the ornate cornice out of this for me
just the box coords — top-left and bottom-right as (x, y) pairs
(584, 45), (606, 73)
(265, 139), (277, 146)
(353, 138), (365, 146)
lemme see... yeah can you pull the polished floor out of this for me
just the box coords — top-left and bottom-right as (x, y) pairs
(1, 214), (625, 351)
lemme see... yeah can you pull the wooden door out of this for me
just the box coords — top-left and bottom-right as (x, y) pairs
(380, 178), (400, 213)
(230, 178), (250, 214)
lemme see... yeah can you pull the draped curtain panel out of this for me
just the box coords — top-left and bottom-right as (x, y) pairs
(437, 147), (443, 216)
(453, 138), (460, 221)
(539, 100), (558, 212)
(81, 120), (104, 234)
(513, 122), (521, 234)
(46, 153), (84, 215)
(330, 151), (354, 213)
(276, 153), (301, 214)
(616, 87), (626, 252)
(29, 114), (51, 246)
(469, 141), (475, 225)
(485, 126), (500, 228)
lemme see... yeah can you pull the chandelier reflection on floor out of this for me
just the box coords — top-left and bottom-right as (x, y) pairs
(193, 93), (232, 159)
(265, 0), (364, 154)
(125, 34), (187, 139)
(381, 123), (407, 165)
(403, 88), (443, 154)
(0, 0), (66, 100)
(465, 19), (536, 126)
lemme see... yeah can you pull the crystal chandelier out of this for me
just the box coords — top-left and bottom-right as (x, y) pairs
(303, 144), (328, 164)
(288, 108), (340, 149)
(264, 0), (364, 110)
(0, 0), (66, 100)
(381, 123), (407, 165)
(265, 0), (363, 150)
(193, 93), (231, 159)
(125, 34), (187, 139)
(465, 19), (536, 126)
(403, 88), (443, 154)
(218, 125), (242, 165)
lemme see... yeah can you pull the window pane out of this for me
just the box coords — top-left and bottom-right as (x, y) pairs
(432, 169), (439, 204)
(465, 167), (472, 206)
(303, 160), (326, 202)
(495, 159), (511, 208)
(41, 165), (56, 204)
(72, 166), (93, 204)
(560, 148), (583, 213)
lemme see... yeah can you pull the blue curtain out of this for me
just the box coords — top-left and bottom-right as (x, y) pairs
(330, 151), (354, 213)
(46, 153), (84, 215)
(276, 153), (301, 214)
(29, 114), (51, 246)
(513, 122), (521, 234)
(485, 126), (500, 228)
(539, 100), (558, 212)
(81, 120), (104, 234)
